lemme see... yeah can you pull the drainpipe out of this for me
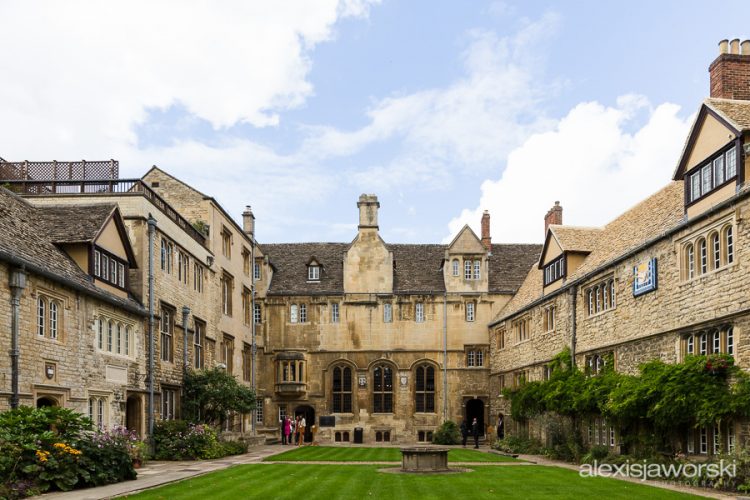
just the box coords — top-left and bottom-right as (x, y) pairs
(182, 306), (191, 378)
(443, 292), (448, 422)
(250, 238), (257, 435)
(9, 267), (27, 409)
(570, 284), (577, 369)
(147, 215), (157, 443)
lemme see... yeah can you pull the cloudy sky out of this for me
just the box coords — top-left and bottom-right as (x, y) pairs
(1, 1), (748, 244)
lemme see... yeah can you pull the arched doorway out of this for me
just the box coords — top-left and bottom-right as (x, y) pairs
(465, 398), (485, 436)
(294, 405), (315, 443)
(126, 395), (143, 437)
(36, 396), (57, 408)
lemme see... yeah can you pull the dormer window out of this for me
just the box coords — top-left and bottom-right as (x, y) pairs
(543, 255), (566, 286)
(687, 146), (737, 204)
(93, 247), (128, 289)
(308, 265), (320, 281)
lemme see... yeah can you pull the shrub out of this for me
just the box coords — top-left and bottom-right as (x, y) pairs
(0, 407), (135, 499)
(218, 440), (248, 456)
(581, 445), (610, 464)
(153, 420), (222, 460)
(494, 435), (544, 455)
(431, 421), (461, 445)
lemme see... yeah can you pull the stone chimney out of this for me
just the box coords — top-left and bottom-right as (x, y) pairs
(242, 205), (255, 237)
(357, 194), (379, 230)
(709, 38), (750, 100)
(544, 201), (562, 235)
(480, 210), (491, 250)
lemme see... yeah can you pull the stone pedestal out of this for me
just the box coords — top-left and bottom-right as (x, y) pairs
(400, 447), (450, 472)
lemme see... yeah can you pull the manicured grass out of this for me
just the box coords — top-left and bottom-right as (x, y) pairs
(264, 446), (518, 462)
(125, 464), (699, 499)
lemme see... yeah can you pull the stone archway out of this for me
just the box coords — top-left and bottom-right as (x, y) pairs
(36, 396), (58, 408)
(295, 405), (315, 443)
(465, 398), (485, 437)
(126, 395), (143, 437)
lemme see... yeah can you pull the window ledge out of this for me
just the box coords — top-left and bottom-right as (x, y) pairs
(681, 261), (737, 285)
(585, 308), (615, 320)
(513, 339), (531, 346)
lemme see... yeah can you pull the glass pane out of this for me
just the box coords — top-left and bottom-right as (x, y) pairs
(416, 367), (424, 391)
(343, 367), (352, 391)
(333, 367), (341, 391)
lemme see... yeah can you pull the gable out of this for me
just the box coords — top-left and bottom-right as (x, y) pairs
(539, 232), (563, 267)
(447, 225), (485, 254)
(674, 105), (740, 180)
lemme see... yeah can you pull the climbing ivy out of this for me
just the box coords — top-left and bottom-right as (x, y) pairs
(505, 351), (750, 431)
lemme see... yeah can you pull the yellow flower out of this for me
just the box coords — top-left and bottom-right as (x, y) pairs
(53, 443), (66, 449)
(35, 450), (50, 462)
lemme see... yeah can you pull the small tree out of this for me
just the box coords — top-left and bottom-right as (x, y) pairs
(183, 368), (256, 427)
(432, 420), (461, 445)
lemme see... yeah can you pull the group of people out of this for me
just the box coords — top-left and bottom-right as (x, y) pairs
(460, 414), (504, 449)
(280, 414), (307, 446)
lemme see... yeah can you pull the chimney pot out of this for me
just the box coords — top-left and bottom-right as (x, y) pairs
(480, 210), (491, 250)
(731, 39), (741, 54)
(742, 40), (750, 55)
(719, 39), (729, 54)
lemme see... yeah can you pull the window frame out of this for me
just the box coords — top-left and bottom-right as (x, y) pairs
(685, 144), (739, 206)
(414, 364), (435, 413)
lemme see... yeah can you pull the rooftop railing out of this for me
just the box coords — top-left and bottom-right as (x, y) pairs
(2, 178), (207, 246)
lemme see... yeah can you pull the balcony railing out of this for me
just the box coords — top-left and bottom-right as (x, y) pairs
(2, 179), (207, 246)
(275, 381), (307, 396)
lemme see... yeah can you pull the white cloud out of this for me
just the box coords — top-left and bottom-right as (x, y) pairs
(302, 13), (562, 190)
(0, 0), (377, 157)
(447, 97), (693, 243)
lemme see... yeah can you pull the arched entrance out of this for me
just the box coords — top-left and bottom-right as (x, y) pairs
(465, 398), (485, 436)
(36, 396), (57, 408)
(294, 405), (315, 443)
(126, 395), (143, 437)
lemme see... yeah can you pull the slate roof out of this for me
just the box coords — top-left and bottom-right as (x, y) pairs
(705, 98), (750, 131)
(0, 188), (145, 315)
(42, 203), (117, 243)
(494, 182), (685, 323)
(548, 226), (601, 254)
(263, 240), (542, 296)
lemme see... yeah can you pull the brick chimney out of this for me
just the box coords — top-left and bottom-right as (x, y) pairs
(544, 201), (562, 235)
(480, 210), (491, 250)
(709, 38), (750, 100)
(242, 205), (255, 237)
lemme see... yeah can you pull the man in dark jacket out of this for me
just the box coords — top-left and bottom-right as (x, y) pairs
(472, 418), (480, 449)
(460, 419), (469, 447)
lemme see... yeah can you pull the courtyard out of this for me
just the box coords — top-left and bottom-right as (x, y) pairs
(118, 446), (704, 500)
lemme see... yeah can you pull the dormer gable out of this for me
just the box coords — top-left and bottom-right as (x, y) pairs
(446, 225), (486, 255)
(444, 224), (488, 293)
(539, 225), (599, 293)
(306, 257), (322, 281)
(674, 101), (746, 219)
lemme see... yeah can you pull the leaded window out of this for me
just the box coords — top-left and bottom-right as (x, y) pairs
(373, 365), (393, 413)
(415, 364), (435, 413)
(332, 366), (352, 413)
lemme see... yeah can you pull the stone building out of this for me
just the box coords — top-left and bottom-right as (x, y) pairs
(489, 39), (750, 456)
(0, 188), (146, 429)
(255, 194), (540, 443)
(6, 170), (227, 435)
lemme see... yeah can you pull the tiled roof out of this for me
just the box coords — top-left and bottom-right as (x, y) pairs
(263, 243), (348, 295)
(263, 241), (541, 295)
(42, 203), (116, 243)
(494, 182), (685, 322)
(706, 98), (750, 131)
(390, 244), (446, 293)
(488, 244), (543, 292)
(0, 188), (145, 314)
(549, 226), (601, 254)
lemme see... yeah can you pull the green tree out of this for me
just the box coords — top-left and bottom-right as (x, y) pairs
(183, 368), (256, 426)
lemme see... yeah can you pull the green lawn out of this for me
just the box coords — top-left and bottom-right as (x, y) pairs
(125, 464), (699, 499)
(264, 446), (518, 462)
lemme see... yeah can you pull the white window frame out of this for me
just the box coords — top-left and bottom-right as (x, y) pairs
(699, 332), (707, 355)
(299, 304), (307, 323)
(331, 302), (340, 323)
(464, 260), (472, 280)
(290, 304), (298, 323)
(465, 302), (475, 322)
(37, 297), (46, 336)
(415, 302), (425, 323)
(452, 259), (459, 277)
(254, 303), (262, 324)
(473, 260), (481, 280)
(383, 303), (392, 323)
(308, 265), (320, 281)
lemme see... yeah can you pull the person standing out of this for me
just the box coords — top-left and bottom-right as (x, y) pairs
(497, 414), (505, 440)
(283, 416), (291, 445)
(472, 417), (480, 449)
(298, 415), (307, 446)
(460, 419), (469, 448)
(289, 417), (296, 446)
